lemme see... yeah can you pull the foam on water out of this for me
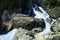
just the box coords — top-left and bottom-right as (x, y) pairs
(33, 7), (49, 21)
(0, 29), (17, 40)
(33, 6), (56, 35)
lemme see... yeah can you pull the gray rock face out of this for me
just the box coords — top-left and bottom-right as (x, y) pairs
(48, 7), (60, 19)
(37, 18), (45, 29)
(51, 18), (60, 32)
(2, 10), (11, 22)
(44, 32), (60, 40)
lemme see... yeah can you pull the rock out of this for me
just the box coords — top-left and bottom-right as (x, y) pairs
(0, 21), (13, 34)
(44, 32), (60, 40)
(46, 18), (52, 24)
(12, 28), (35, 40)
(2, 10), (11, 22)
(35, 32), (60, 40)
(12, 14), (35, 30)
(1, 14), (45, 34)
(51, 17), (60, 32)
(12, 14), (45, 30)
(0, 23), (8, 35)
(26, 27), (43, 37)
(26, 18), (45, 38)
(37, 18), (45, 29)
(35, 34), (44, 40)
(48, 7), (60, 19)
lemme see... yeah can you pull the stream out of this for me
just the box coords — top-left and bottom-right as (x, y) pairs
(0, 6), (56, 40)
(33, 6), (56, 36)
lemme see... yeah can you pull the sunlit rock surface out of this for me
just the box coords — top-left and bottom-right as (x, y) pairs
(1, 14), (45, 34)
(12, 28), (35, 40)
(12, 14), (35, 30)
(44, 32), (60, 40)
(48, 7), (60, 19)
(0, 29), (17, 40)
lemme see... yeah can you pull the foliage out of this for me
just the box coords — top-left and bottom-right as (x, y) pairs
(43, 0), (60, 9)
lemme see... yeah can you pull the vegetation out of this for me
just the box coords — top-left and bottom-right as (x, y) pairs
(43, 0), (60, 9)
(0, 0), (60, 26)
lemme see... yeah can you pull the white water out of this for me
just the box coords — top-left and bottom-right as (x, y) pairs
(0, 29), (17, 40)
(33, 7), (56, 35)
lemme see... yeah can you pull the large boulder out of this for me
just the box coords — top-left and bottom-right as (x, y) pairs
(48, 7), (60, 19)
(37, 18), (45, 29)
(44, 32), (60, 40)
(12, 14), (35, 30)
(1, 14), (46, 35)
(51, 18), (60, 32)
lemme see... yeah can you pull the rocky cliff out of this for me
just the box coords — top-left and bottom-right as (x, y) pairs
(1, 14), (60, 40)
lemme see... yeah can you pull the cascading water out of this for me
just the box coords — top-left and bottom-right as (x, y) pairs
(0, 4), (56, 40)
(33, 5), (56, 36)
(0, 29), (17, 40)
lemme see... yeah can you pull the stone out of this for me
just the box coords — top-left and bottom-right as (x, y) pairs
(35, 34), (44, 40)
(12, 14), (35, 30)
(44, 32), (60, 40)
(1, 14), (45, 34)
(48, 7), (60, 19)
(12, 28), (35, 40)
(37, 18), (45, 29)
(51, 17), (60, 32)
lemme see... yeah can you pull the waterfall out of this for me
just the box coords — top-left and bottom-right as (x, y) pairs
(0, 4), (56, 40)
(33, 6), (56, 36)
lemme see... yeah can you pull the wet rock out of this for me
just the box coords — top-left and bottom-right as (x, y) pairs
(26, 27), (43, 37)
(35, 34), (44, 40)
(26, 18), (45, 38)
(51, 17), (60, 32)
(1, 14), (45, 34)
(0, 23), (8, 35)
(46, 18), (52, 24)
(1, 13), (46, 38)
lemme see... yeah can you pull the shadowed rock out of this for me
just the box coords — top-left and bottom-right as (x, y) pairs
(1, 14), (45, 36)
(12, 14), (35, 30)
(44, 32), (60, 40)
